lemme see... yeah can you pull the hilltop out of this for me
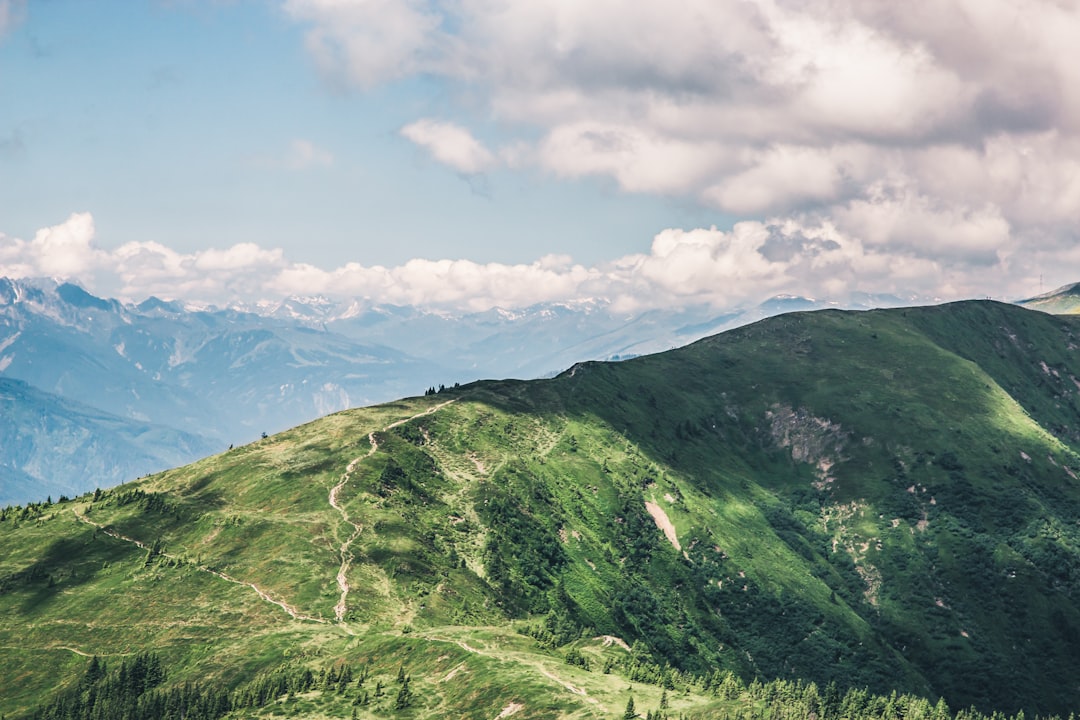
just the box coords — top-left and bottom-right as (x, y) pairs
(4, 300), (1080, 718)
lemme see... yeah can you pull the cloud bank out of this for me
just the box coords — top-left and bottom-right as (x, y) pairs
(0, 211), (1044, 312)
(283, 0), (1080, 300)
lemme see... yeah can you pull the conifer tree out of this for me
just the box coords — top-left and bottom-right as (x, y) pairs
(394, 675), (412, 710)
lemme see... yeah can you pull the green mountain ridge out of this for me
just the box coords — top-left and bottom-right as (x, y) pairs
(1017, 281), (1080, 314)
(5, 300), (1080, 719)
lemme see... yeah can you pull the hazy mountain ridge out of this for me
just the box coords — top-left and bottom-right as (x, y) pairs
(1017, 281), (1080, 315)
(0, 277), (923, 503)
(4, 301), (1080, 718)
(0, 377), (214, 504)
(0, 278), (447, 502)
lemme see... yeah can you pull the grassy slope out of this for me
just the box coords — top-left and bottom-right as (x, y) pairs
(562, 302), (1080, 713)
(5, 301), (1080, 717)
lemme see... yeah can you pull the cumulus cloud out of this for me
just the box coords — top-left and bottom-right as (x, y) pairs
(0, 214), (289, 305)
(0, 210), (1053, 313)
(0, 213), (103, 278)
(400, 120), (495, 174)
(281, 0), (1080, 293)
(16, 2), (1072, 311)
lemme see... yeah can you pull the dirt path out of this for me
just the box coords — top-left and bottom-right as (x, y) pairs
(0, 644), (129, 658)
(329, 444), (372, 623)
(495, 702), (524, 718)
(67, 398), (459, 631)
(385, 399), (456, 431)
(538, 668), (589, 697)
(328, 398), (457, 624)
(53, 645), (97, 657)
(72, 510), (327, 624)
(422, 627), (599, 706)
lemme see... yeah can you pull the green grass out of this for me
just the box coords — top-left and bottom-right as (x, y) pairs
(7, 301), (1080, 717)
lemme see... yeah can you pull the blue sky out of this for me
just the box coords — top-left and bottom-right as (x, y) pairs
(2, 0), (1079, 310)
(0, 1), (713, 269)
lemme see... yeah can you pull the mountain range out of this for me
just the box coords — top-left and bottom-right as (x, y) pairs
(0, 276), (920, 505)
(4, 300), (1080, 719)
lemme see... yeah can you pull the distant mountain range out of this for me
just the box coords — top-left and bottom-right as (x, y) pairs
(0, 376), (212, 502)
(0, 276), (922, 504)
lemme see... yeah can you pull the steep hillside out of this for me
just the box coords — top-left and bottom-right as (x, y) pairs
(4, 301), (1080, 718)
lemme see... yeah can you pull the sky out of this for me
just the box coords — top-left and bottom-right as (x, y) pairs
(1, 0), (1079, 312)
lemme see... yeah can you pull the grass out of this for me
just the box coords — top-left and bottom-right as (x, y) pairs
(6, 301), (1080, 716)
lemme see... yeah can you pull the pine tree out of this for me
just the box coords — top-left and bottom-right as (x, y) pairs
(624, 696), (638, 719)
(394, 676), (412, 710)
(83, 655), (104, 686)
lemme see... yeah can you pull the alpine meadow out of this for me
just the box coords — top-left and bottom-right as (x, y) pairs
(6, 301), (1080, 719)
(11, 0), (1080, 718)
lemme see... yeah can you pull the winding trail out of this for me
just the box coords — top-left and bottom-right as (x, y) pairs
(0, 645), (129, 658)
(329, 445), (372, 623)
(328, 399), (457, 625)
(72, 510), (327, 624)
(425, 628), (598, 705)
(53, 646), (97, 657)
(67, 398), (458, 631)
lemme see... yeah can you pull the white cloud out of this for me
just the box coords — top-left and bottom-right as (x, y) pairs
(538, 122), (731, 195)
(0, 213), (102, 278)
(400, 120), (495, 174)
(193, 243), (285, 271)
(281, 0), (1080, 289)
(702, 144), (864, 214)
(835, 182), (1012, 265)
(18, 0), (1076, 313)
(0, 209), (1058, 314)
